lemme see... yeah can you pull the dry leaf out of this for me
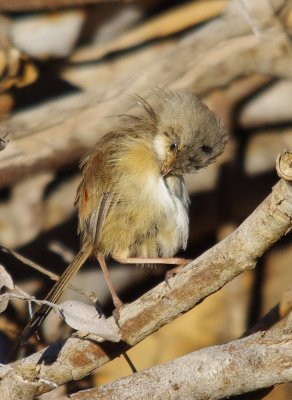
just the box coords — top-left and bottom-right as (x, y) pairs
(59, 300), (121, 342)
(0, 46), (38, 92)
(0, 131), (9, 151)
(0, 265), (14, 291)
(0, 265), (14, 313)
(0, 295), (9, 313)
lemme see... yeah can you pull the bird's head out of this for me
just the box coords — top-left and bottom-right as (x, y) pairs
(145, 91), (227, 176)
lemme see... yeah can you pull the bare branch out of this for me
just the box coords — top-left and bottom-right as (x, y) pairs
(70, 0), (228, 63)
(0, 246), (96, 299)
(1, 151), (292, 398)
(68, 314), (292, 400)
(0, 0), (122, 12)
(0, 246), (60, 282)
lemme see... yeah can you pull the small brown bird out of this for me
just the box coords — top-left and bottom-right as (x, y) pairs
(16, 89), (227, 346)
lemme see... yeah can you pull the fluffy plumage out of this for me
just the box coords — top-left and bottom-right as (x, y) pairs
(14, 90), (227, 350)
(76, 90), (227, 260)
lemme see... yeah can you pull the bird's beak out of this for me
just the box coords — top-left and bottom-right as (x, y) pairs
(161, 154), (176, 176)
(161, 165), (172, 176)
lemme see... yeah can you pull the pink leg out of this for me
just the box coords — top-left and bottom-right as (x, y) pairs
(97, 254), (123, 310)
(115, 257), (192, 286)
(114, 257), (192, 265)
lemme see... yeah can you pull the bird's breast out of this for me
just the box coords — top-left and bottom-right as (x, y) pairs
(136, 172), (190, 256)
(103, 141), (190, 258)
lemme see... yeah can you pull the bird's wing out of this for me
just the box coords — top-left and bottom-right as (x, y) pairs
(75, 144), (117, 247)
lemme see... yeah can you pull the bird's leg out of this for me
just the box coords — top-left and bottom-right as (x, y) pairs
(114, 257), (192, 285)
(114, 257), (191, 265)
(96, 253), (123, 310)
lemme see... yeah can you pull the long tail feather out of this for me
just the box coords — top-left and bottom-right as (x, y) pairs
(9, 242), (92, 359)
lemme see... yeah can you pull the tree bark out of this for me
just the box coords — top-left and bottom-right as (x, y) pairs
(69, 315), (292, 400)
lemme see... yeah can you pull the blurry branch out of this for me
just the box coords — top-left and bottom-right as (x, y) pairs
(1, 150), (292, 398)
(70, 0), (228, 63)
(48, 241), (75, 263)
(0, 0), (122, 12)
(0, 172), (54, 248)
(69, 314), (292, 400)
(245, 127), (292, 176)
(0, 0), (291, 188)
(1, 246), (60, 282)
(0, 245), (96, 299)
(0, 173), (80, 248)
(240, 80), (292, 128)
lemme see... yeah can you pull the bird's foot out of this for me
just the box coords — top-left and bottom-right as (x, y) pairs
(165, 259), (192, 287)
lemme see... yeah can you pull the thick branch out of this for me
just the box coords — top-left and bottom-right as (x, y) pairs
(2, 152), (292, 398)
(69, 315), (292, 400)
(0, 0), (120, 12)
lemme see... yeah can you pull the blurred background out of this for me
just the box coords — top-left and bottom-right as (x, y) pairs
(0, 0), (291, 398)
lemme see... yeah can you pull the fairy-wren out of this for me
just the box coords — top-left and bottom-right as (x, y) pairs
(16, 89), (227, 346)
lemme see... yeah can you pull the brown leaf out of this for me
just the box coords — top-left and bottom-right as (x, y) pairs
(0, 265), (14, 291)
(0, 265), (14, 313)
(59, 300), (121, 342)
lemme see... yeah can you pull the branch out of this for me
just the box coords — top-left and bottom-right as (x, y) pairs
(69, 0), (228, 63)
(0, 245), (99, 299)
(0, 0), (121, 12)
(1, 151), (292, 398)
(69, 314), (292, 400)
(0, 246), (60, 282)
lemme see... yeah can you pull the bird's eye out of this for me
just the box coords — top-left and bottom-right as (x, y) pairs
(189, 156), (196, 163)
(170, 142), (178, 151)
(201, 145), (212, 154)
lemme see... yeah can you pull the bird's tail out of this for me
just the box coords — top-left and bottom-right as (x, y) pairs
(10, 242), (92, 358)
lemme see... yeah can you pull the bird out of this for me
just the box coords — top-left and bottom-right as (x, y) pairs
(15, 89), (227, 348)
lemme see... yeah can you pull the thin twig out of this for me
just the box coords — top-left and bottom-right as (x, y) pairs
(0, 0), (121, 12)
(0, 246), (96, 299)
(1, 246), (59, 282)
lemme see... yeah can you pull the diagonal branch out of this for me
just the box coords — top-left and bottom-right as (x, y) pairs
(0, 246), (93, 298)
(68, 313), (292, 400)
(1, 151), (292, 399)
(0, 0), (121, 12)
